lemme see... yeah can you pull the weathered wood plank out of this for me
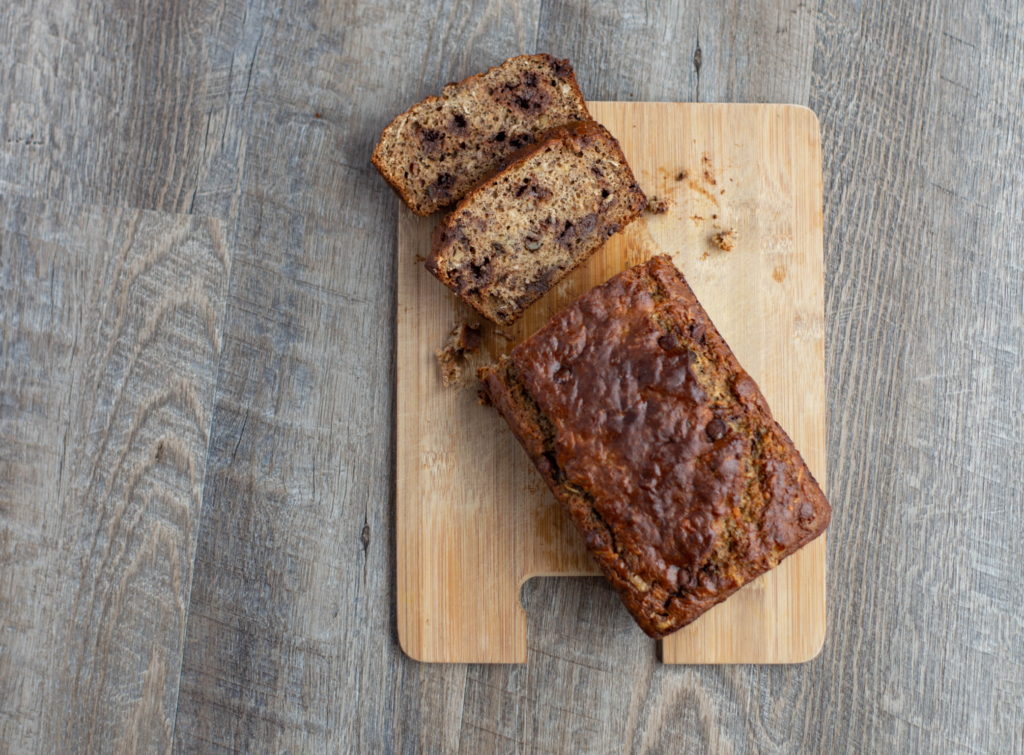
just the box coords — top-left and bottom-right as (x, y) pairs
(0, 197), (230, 751)
(0, 1), (233, 213)
(806, 1), (1024, 751)
(536, 0), (816, 103)
(173, 0), (544, 749)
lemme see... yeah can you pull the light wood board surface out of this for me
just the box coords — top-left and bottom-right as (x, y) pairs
(397, 102), (827, 664)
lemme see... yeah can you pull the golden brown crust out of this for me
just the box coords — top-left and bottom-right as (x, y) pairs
(371, 140), (421, 214)
(371, 54), (591, 216)
(479, 255), (831, 637)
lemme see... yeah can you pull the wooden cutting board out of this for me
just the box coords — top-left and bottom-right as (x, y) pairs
(396, 102), (826, 664)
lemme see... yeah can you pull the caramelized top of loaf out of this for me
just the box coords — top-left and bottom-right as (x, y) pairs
(478, 256), (831, 637)
(427, 121), (646, 325)
(372, 54), (591, 216)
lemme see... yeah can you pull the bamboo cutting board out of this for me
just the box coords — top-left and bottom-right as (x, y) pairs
(396, 102), (826, 664)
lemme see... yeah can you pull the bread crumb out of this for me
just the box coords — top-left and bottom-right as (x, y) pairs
(710, 229), (737, 252)
(435, 323), (482, 387)
(675, 170), (688, 182)
(689, 215), (704, 224)
(493, 329), (514, 341)
(457, 322), (482, 351)
(646, 195), (670, 214)
(701, 154), (717, 185)
(437, 351), (462, 386)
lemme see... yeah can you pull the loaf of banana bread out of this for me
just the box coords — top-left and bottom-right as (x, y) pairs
(371, 54), (591, 216)
(427, 121), (646, 325)
(478, 255), (831, 638)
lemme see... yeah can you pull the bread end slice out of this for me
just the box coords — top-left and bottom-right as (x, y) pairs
(372, 54), (591, 216)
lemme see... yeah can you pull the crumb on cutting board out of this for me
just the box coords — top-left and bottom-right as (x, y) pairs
(436, 323), (482, 387)
(710, 229), (737, 252)
(675, 170), (688, 182)
(701, 153), (717, 185)
(646, 195), (670, 214)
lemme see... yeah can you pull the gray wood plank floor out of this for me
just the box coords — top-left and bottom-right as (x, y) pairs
(0, 1), (1020, 752)
(0, 198), (230, 752)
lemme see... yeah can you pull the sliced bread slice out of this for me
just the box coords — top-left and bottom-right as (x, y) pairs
(371, 54), (590, 216)
(426, 121), (646, 325)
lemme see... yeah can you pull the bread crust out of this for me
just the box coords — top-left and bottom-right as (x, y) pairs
(479, 255), (831, 638)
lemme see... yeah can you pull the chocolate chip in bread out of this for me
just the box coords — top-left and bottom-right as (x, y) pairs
(427, 121), (646, 325)
(371, 54), (591, 216)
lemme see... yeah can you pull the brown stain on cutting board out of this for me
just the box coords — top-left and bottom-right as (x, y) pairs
(686, 179), (720, 206)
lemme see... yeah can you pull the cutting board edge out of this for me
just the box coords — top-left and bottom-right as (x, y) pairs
(396, 101), (828, 665)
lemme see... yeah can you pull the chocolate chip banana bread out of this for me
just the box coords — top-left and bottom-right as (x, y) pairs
(372, 54), (591, 216)
(478, 255), (831, 638)
(427, 121), (646, 325)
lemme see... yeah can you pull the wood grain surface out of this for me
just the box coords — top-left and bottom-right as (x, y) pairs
(397, 102), (827, 665)
(0, 0), (1021, 752)
(0, 197), (229, 752)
